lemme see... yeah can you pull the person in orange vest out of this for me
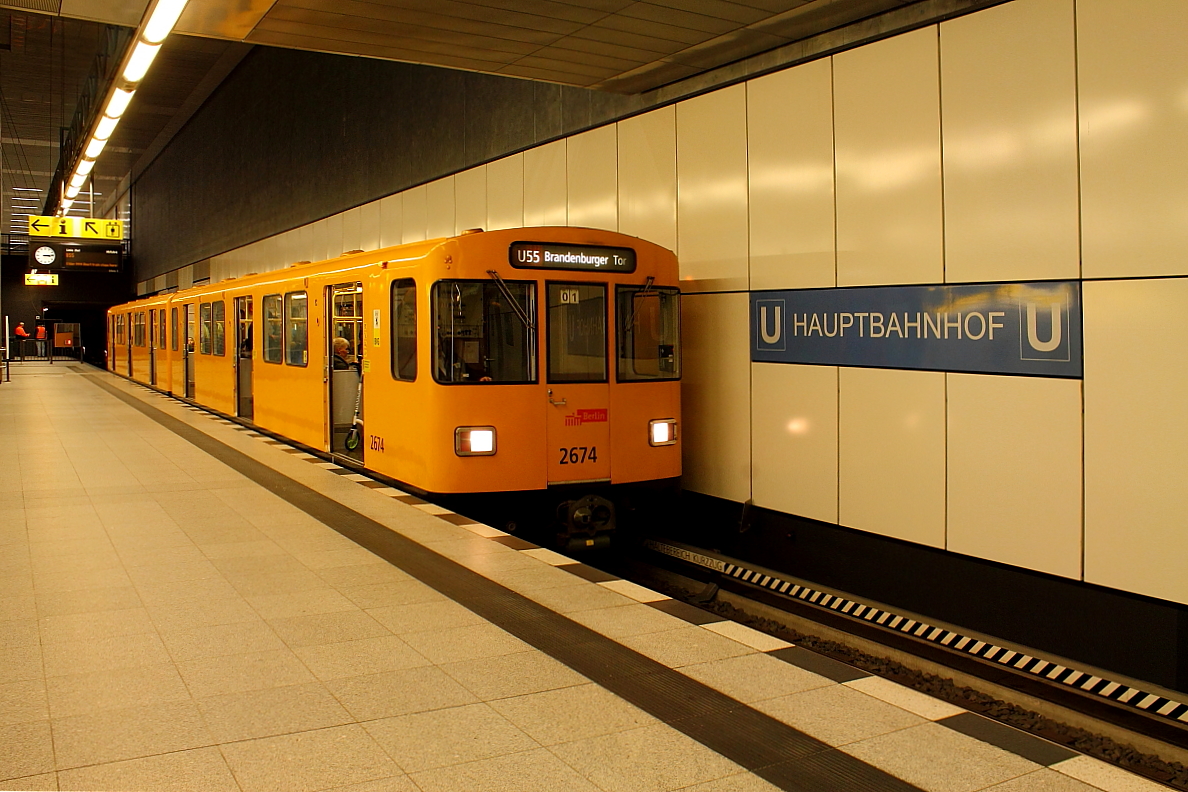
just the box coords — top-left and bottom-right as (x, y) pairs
(12, 322), (29, 357)
(14, 322), (28, 339)
(34, 323), (47, 356)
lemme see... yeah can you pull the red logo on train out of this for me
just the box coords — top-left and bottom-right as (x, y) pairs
(564, 409), (608, 426)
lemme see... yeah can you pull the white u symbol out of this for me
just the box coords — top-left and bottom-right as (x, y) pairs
(760, 305), (782, 344)
(1026, 303), (1062, 352)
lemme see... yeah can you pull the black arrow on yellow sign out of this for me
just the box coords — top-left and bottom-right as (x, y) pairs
(84, 221), (98, 235)
(30, 218), (48, 233)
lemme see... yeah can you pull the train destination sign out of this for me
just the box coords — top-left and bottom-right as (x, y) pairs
(27, 241), (122, 272)
(751, 280), (1082, 378)
(510, 242), (635, 273)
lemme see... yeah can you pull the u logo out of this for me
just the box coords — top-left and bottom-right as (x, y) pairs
(1025, 302), (1062, 352)
(760, 305), (782, 345)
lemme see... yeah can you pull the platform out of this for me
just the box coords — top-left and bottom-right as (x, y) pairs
(0, 362), (1167, 792)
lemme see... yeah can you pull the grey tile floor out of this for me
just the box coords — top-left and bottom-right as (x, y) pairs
(0, 362), (1167, 792)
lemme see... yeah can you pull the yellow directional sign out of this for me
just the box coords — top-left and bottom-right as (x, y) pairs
(24, 273), (59, 286)
(27, 215), (123, 240)
(79, 218), (123, 240)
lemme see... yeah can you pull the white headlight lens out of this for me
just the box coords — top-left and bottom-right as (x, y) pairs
(455, 426), (496, 456)
(649, 419), (677, 446)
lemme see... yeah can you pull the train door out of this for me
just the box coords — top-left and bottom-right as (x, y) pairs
(235, 297), (254, 420)
(545, 282), (611, 485)
(125, 314), (133, 376)
(148, 309), (158, 386)
(327, 282), (364, 461)
(184, 304), (196, 399)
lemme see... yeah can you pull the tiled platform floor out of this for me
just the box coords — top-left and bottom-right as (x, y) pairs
(0, 362), (1171, 792)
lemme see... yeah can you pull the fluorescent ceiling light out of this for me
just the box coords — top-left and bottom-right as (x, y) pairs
(13, 187), (41, 192)
(85, 137), (108, 159)
(106, 88), (134, 118)
(69, 173), (87, 189)
(77, 159), (95, 176)
(143, 0), (188, 44)
(65, 185), (80, 199)
(95, 115), (119, 140)
(123, 41), (160, 83)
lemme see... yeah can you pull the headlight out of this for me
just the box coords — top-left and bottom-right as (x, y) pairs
(455, 426), (496, 456)
(649, 419), (678, 446)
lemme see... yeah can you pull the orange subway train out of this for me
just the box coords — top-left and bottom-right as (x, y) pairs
(107, 227), (682, 547)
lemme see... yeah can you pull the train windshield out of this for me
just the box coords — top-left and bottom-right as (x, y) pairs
(616, 285), (680, 381)
(548, 283), (607, 383)
(433, 280), (536, 384)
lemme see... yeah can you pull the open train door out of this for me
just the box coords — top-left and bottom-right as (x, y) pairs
(326, 282), (363, 463)
(148, 309), (158, 386)
(235, 297), (254, 419)
(543, 282), (614, 547)
(183, 304), (196, 399)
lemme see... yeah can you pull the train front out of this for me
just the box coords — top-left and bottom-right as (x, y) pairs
(430, 228), (681, 550)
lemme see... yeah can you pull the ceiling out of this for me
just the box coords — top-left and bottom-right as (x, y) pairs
(0, 0), (931, 254)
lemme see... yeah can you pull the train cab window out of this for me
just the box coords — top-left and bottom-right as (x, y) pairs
(199, 303), (212, 355)
(212, 301), (226, 356)
(432, 280), (535, 384)
(547, 283), (607, 383)
(390, 279), (416, 381)
(171, 308), (178, 351)
(262, 295), (282, 363)
(284, 291), (308, 366)
(616, 285), (681, 382)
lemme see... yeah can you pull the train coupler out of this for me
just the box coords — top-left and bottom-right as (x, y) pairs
(557, 494), (615, 552)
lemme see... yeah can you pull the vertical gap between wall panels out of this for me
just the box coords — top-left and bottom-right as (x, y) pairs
(936, 23), (949, 551)
(744, 82), (754, 505)
(829, 57), (841, 523)
(829, 56), (838, 290)
(1072, 0), (1087, 582)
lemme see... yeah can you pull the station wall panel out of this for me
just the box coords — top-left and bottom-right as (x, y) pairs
(947, 373), (1083, 579)
(487, 154), (525, 232)
(838, 367), (946, 548)
(324, 213), (344, 260)
(378, 194), (403, 249)
(426, 176), (456, 240)
(402, 185), (428, 243)
(747, 58), (836, 292)
(341, 207), (362, 254)
(566, 126), (618, 232)
(940, 0), (1080, 284)
(1084, 278), (1188, 605)
(834, 27), (943, 287)
(682, 292), (752, 503)
(1078, 0), (1188, 279)
(751, 363), (838, 524)
(617, 106), (677, 254)
(309, 217), (331, 263)
(676, 84), (749, 293)
(524, 140), (568, 227)
(454, 167), (487, 235)
(358, 201), (380, 252)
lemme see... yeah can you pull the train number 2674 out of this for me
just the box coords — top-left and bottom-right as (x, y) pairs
(559, 446), (597, 465)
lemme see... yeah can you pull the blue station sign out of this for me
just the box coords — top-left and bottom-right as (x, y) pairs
(751, 280), (1082, 378)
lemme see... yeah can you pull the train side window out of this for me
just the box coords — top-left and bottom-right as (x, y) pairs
(135, 312), (145, 347)
(212, 301), (226, 356)
(284, 291), (308, 367)
(199, 303), (212, 355)
(432, 280), (536, 384)
(616, 286), (681, 382)
(547, 282), (607, 384)
(159, 310), (168, 350)
(262, 295), (282, 363)
(117, 315), (124, 345)
(171, 308), (178, 351)
(390, 279), (416, 381)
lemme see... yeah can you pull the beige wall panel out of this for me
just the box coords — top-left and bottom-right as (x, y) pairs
(940, 0), (1079, 283)
(682, 292), (752, 503)
(834, 28), (944, 287)
(487, 153), (525, 231)
(567, 126), (618, 231)
(323, 214), (344, 260)
(1079, 0), (1188, 278)
(1084, 279), (1188, 604)
(455, 167), (487, 234)
(524, 140), (568, 227)
(341, 207), (361, 254)
(378, 194), (403, 249)
(752, 363), (838, 523)
(947, 373), (1083, 578)
(358, 201), (380, 252)
(295, 225), (315, 265)
(676, 84), (749, 292)
(426, 176), (456, 240)
(839, 367), (946, 547)
(618, 106), (677, 253)
(309, 218), (331, 263)
(402, 186), (428, 243)
(748, 59), (836, 291)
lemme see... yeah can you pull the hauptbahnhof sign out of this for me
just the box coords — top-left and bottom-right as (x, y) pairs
(751, 281), (1082, 378)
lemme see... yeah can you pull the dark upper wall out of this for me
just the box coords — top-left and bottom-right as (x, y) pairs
(131, 47), (646, 281)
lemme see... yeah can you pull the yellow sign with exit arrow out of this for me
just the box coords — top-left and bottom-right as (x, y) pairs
(27, 215), (123, 240)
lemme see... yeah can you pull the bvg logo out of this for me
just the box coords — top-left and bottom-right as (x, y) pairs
(755, 299), (785, 352)
(1019, 297), (1069, 362)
